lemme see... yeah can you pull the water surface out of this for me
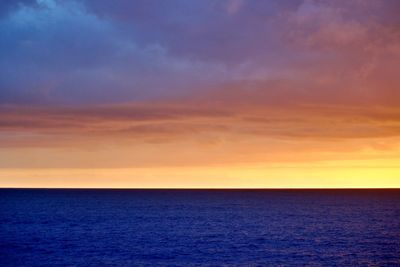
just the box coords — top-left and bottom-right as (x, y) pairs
(1, 189), (400, 266)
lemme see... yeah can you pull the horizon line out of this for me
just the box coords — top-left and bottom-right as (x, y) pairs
(1, 187), (400, 190)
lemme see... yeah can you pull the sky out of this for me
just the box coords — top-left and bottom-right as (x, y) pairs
(0, 0), (400, 188)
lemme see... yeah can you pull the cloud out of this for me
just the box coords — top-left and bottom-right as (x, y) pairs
(0, 0), (236, 104)
(0, 0), (37, 18)
(283, 0), (399, 49)
(0, 0), (399, 170)
(1, 99), (400, 150)
(1, 0), (398, 106)
(0, 103), (232, 135)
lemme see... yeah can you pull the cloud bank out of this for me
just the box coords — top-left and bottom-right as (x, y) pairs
(0, 0), (399, 171)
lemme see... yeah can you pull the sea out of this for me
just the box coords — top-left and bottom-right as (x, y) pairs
(1, 189), (400, 266)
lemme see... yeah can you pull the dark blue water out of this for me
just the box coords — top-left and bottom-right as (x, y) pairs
(1, 189), (400, 266)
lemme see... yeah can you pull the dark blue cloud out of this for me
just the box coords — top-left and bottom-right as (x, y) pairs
(0, 0), (236, 104)
(0, 0), (37, 18)
(81, 0), (301, 62)
(0, 0), (398, 105)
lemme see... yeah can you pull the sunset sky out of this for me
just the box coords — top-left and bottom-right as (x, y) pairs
(1, 0), (399, 188)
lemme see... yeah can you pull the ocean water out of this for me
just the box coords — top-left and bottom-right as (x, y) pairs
(1, 189), (400, 266)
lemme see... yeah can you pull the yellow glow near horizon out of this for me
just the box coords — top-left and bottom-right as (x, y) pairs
(1, 132), (399, 188)
(1, 159), (399, 188)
